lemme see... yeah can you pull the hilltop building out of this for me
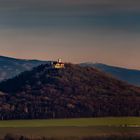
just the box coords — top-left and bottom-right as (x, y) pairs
(52, 58), (65, 69)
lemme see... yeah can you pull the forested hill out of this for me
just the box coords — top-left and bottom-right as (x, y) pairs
(0, 63), (140, 120)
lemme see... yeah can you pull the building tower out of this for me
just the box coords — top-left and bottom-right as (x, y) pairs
(53, 58), (65, 69)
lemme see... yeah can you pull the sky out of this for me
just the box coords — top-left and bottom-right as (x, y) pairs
(0, 0), (140, 69)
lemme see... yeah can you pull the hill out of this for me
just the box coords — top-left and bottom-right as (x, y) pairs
(0, 63), (140, 119)
(0, 55), (47, 81)
(1, 55), (140, 87)
(80, 63), (140, 86)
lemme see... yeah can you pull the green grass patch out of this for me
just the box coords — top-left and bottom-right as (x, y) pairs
(0, 118), (140, 139)
(0, 117), (140, 127)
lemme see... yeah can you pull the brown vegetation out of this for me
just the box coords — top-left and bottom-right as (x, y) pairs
(0, 64), (140, 119)
(3, 134), (140, 140)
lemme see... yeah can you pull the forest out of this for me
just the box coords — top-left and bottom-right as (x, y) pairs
(0, 64), (140, 120)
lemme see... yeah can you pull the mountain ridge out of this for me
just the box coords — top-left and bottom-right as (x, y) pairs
(0, 55), (48, 81)
(1, 55), (140, 86)
(0, 63), (140, 119)
(80, 62), (140, 86)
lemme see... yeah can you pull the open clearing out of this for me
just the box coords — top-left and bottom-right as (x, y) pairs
(0, 117), (140, 138)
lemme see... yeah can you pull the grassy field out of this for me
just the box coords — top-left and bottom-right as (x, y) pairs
(0, 117), (140, 139)
(0, 117), (140, 127)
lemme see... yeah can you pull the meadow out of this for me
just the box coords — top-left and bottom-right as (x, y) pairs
(0, 117), (140, 139)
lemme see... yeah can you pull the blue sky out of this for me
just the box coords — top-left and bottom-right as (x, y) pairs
(0, 0), (140, 69)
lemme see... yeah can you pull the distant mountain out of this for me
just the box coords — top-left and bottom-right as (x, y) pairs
(0, 63), (140, 120)
(80, 63), (140, 86)
(1, 55), (140, 87)
(0, 55), (48, 81)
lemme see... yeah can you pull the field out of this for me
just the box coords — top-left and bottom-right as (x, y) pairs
(0, 117), (140, 139)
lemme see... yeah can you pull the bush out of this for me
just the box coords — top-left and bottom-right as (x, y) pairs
(4, 134), (28, 140)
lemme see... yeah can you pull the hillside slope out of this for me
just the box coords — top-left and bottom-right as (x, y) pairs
(0, 64), (140, 119)
(0, 55), (47, 81)
(80, 63), (140, 86)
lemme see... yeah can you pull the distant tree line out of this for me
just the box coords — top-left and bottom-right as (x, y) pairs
(3, 133), (140, 140)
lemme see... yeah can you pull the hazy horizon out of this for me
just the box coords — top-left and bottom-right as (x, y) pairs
(0, 0), (140, 69)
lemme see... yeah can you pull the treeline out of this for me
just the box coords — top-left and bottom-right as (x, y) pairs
(3, 134), (140, 140)
(0, 94), (140, 120)
(0, 64), (140, 119)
